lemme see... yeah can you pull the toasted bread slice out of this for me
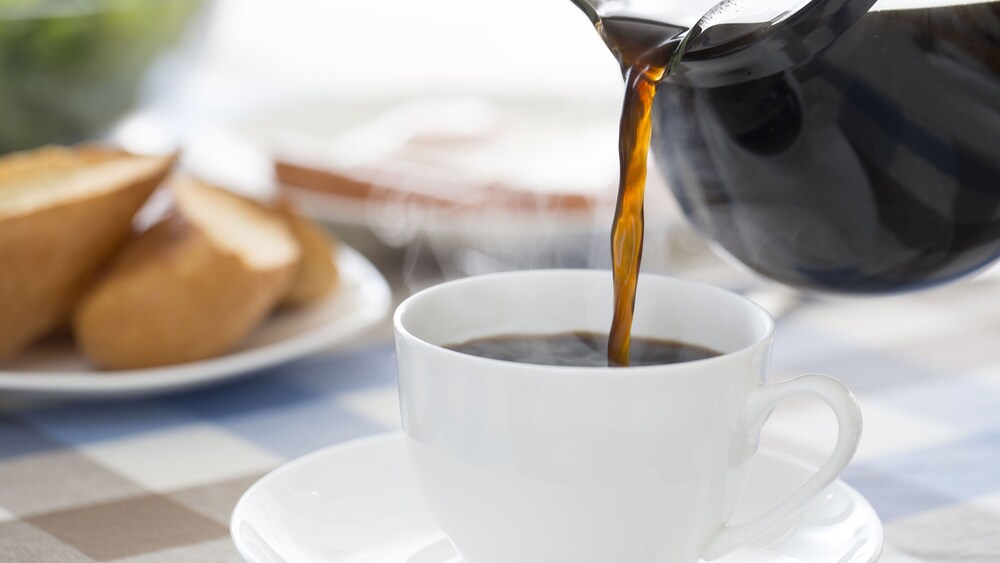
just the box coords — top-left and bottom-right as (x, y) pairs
(281, 208), (339, 306)
(0, 145), (174, 360)
(73, 177), (301, 370)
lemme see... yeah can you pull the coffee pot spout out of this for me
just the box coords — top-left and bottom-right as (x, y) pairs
(573, 0), (878, 86)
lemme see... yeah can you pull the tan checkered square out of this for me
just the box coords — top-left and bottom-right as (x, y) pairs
(0, 521), (90, 562)
(886, 501), (1000, 562)
(0, 450), (143, 517)
(27, 495), (228, 561)
(111, 538), (242, 562)
(168, 474), (265, 526)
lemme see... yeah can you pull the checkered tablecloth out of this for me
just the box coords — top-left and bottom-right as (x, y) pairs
(1, 274), (999, 562)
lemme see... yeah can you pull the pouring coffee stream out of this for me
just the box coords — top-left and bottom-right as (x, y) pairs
(575, 0), (1000, 365)
(574, 0), (853, 365)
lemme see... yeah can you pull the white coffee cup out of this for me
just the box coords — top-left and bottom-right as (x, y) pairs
(394, 270), (861, 563)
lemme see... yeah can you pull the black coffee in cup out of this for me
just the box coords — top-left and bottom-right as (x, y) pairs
(446, 332), (720, 368)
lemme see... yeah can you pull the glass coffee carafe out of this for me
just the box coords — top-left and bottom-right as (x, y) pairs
(579, 0), (1000, 293)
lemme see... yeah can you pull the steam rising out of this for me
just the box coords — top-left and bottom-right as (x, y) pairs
(267, 96), (693, 292)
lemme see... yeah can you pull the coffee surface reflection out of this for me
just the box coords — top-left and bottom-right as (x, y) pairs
(446, 332), (721, 368)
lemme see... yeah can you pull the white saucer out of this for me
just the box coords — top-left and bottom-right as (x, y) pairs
(231, 433), (883, 563)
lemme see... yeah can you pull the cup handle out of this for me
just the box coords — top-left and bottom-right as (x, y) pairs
(701, 374), (862, 561)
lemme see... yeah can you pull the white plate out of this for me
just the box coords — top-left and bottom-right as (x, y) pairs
(0, 245), (391, 399)
(231, 433), (884, 563)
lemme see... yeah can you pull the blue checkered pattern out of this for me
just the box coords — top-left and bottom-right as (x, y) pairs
(3, 344), (400, 462)
(2, 275), (1000, 561)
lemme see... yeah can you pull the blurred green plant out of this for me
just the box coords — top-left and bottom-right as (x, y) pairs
(0, 0), (201, 153)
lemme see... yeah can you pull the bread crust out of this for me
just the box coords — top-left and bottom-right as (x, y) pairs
(282, 210), (339, 306)
(0, 146), (174, 359)
(73, 179), (301, 370)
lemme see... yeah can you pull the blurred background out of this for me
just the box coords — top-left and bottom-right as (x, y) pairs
(1, 0), (737, 296)
(5, 5), (1000, 562)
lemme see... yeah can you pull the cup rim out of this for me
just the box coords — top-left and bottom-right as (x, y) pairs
(393, 269), (776, 376)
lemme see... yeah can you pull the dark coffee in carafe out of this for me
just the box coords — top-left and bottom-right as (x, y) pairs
(651, 0), (1000, 293)
(590, 0), (1000, 366)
